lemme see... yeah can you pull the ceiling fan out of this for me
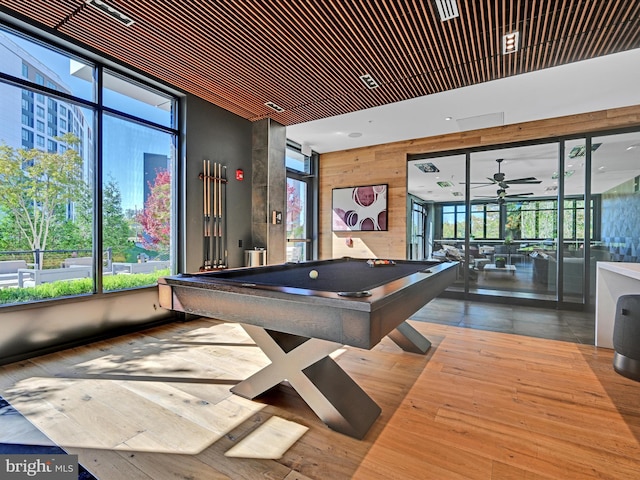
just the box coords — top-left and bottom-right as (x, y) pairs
(463, 158), (542, 203)
(475, 189), (535, 204)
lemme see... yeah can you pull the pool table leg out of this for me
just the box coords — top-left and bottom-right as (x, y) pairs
(231, 324), (382, 439)
(387, 321), (432, 354)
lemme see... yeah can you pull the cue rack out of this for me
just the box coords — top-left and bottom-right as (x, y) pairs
(199, 160), (228, 271)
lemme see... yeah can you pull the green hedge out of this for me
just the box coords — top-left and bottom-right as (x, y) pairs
(0, 269), (170, 305)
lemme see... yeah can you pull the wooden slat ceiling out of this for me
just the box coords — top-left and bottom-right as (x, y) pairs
(2, 1), (640, 126)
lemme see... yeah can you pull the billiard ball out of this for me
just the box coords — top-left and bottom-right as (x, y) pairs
(309, 270), (318, 279)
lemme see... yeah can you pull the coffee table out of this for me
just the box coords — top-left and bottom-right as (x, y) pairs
(483, 264), (516, 276)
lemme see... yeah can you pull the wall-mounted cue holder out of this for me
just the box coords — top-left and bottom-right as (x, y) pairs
(199, 160), (228, 271)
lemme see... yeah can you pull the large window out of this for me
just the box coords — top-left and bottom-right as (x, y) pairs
(470, 203), (500, 239)
(0, 25), (177, 304)
(441, 204), (466, 239)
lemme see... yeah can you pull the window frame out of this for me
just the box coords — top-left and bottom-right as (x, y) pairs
(0, 22), (180, 304)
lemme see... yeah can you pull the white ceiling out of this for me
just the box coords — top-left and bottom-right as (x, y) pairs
(287, 48), (640, 203)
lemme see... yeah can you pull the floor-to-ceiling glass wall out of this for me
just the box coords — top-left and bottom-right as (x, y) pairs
(590, 130), (640, 305)
(0, 24), (177, 304)
(408, 130), (640, 308)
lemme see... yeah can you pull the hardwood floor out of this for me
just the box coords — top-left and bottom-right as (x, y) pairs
(0, 299), (638, 479)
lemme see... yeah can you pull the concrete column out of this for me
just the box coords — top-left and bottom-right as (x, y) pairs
(251, 119), (286, 264)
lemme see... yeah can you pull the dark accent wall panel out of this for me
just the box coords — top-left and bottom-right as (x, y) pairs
(184, 94), (253, 272)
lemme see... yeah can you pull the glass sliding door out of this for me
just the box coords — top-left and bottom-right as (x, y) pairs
(468, 144), (559, 299)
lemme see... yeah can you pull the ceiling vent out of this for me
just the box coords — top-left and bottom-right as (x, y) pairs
(434, 0), (459, 21)
(264, 101), (285, 113)
(359, 74), (379, 89)
(85, 0), (134, 27)
(415, 162), (440, 173)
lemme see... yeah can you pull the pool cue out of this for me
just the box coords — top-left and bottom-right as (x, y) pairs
(222, 165), (227, 267)
(202, 160), (211, 270)
(217, 162), (223, 266)
(213, 161), (219, 266)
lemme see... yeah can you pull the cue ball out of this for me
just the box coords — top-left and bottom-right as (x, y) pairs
(309, 270), (318, 279)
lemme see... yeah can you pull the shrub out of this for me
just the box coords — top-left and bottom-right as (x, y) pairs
(0, 269), (170, 305)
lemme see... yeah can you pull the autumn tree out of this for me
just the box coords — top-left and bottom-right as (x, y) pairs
(136, 169), (170, 255)
(0, 133), (85, 267)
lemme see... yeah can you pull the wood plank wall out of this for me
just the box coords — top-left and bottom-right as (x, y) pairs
(318, 105), (640, 259)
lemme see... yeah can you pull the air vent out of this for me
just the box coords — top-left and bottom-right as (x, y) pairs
(85, 0), (134, 27)
(434, 0), (459, 21)
(264, 101), (285, 113)
(568, 143), (602, 158)
(359, 74), (379, 89)
(415, 162), (440, 173)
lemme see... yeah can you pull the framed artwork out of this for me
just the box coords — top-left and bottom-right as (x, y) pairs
(332, 184), (388, 231)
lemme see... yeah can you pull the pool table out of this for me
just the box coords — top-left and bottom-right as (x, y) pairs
(158, 257), (457, 438)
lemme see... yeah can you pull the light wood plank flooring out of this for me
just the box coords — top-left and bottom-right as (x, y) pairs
(0, 300), (638, 479)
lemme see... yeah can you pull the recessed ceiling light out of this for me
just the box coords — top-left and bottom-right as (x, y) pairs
(445, 116), (453, 121)
(264, 101), (284, 113)
(86, 0), (134, 26)
(359, 74), (379, 89)
(502, 32), (519, 54)
(348, 132), (363, 138)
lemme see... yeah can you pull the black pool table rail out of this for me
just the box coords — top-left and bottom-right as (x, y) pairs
(171, 257), (445, 300)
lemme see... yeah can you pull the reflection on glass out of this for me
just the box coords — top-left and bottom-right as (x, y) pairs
(103, 70), (174, 127)
(1, 27), (95, 101)
(103, 115), (174, 290)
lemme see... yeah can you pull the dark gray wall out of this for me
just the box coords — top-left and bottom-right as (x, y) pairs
(183, 94), (253, 271)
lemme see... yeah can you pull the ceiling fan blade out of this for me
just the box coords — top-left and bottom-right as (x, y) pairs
(504, 177), (542, 184)
(504, 192), (534, 197)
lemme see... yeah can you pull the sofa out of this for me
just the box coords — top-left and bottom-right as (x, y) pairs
(532, 249), (611, 294)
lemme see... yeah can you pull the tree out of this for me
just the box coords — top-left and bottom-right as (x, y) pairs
(136, 169), (170, 254)
(286, 180), (304, 239)
(102, 176), (132, 253)
(0, 133), (85, 267)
